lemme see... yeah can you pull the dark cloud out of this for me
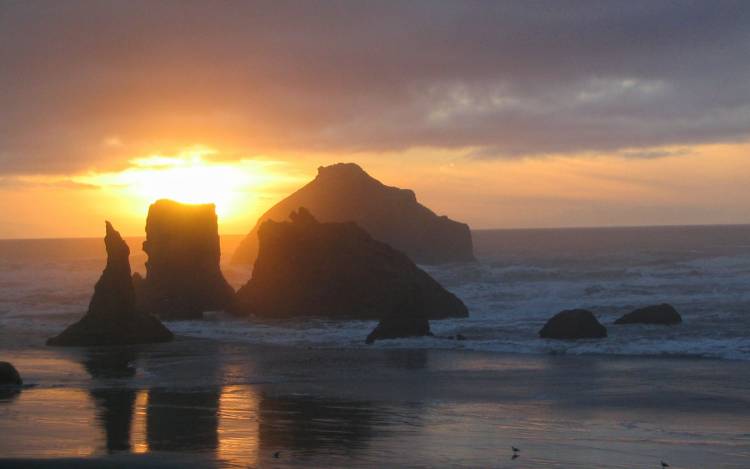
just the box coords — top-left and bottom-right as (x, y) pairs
(1, 0), (748, 174)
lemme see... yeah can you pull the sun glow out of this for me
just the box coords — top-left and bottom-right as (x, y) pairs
(78, 148), (285, 220)
(114, 150), (247, 217)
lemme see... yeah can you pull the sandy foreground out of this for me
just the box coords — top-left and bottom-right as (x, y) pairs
(1, 333), (749, 468)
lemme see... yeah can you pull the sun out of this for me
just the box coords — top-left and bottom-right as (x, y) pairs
(122, 151), (246, 217)
(79, 147), (273, 219)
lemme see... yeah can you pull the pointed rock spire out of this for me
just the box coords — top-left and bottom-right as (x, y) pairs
(47, 222), (173, 346)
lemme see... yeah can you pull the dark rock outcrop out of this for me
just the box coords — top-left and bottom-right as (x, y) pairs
(615, 303), (682, 325)
(0, 362), (22, 386)
(365, 290), (433, 344)
(539, 309), (607, 339)
(232, 163), (474, 266)
(47, 222), (173, 346)
(232, 208), (468, 320)
(133, 199), (235, 319)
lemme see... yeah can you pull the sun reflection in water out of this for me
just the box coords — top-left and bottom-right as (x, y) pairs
(131, 389), (149, 454)
(217, 385), (261, 467)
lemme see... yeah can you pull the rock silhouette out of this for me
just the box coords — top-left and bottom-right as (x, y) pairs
(232, 208), (468, 320)
(232, 163), (474, 266)
(614, 303), (682, 325)
(366, 289), (433, 344)
(47, 221), (173, 346)
(81, 350), (139, 453)
(539, 309), (607, 339)
(133, 199), (235, 319)
(0, 362), (22, 386)
(147, 389), (220, 452)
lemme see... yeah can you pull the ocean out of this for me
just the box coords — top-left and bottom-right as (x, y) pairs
(2, 225), (749, 360)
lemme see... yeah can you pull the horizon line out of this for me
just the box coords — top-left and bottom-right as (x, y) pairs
(2, 221), (750, 242)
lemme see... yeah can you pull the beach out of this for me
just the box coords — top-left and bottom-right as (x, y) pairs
(2, 226), (750, 467)
(1, 334), (749, 468)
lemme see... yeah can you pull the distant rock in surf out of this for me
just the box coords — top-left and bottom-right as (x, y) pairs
(365, 289), (433, 344)
(232, 207), (469, 320)
(539, 309), (607, 339)
(231, 162), (474, 266)
(614, 303), (682, 325)
(47, 221), (173, 346)
(133, 199), (235, 320)
(0, 361), (22, 386)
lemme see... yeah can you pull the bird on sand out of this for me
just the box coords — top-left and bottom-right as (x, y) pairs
(273, 451), (281, 459)
(661, 462), (669, 468)
(512, 446), (520, 453)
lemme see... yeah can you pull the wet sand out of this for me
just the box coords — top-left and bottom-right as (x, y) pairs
(1, 333), (749, 468)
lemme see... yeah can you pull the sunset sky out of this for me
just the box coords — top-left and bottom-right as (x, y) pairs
(1, 1), (749, 238)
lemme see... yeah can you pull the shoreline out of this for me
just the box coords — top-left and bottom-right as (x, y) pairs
(2, 336), (749, 467)
(4, 313), (750, 363)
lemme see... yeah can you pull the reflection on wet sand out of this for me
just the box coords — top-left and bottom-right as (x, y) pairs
(82, 349), (138, 453)
(90, 388), (136, 453)
(258, 395), (380, 455)
(385, 349), (429, 370)
(99, 385), (384, 466)
(80, 349), (227, 457)
(0, 387), (21, 402)
(217, 385), (260, 467)
(145, 345), (224, 454)
(0, 387), (101, 458)
(4, 350), (403, 466)
(146, 388), (221, 452)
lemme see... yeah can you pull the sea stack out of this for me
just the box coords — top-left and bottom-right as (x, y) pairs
(539, 309), (607, 339)
(133, 199), (235, 320)
(232, 208), (468, 320)
(47, 222), (173, 346)
(614, 303), (682, 325)
(365, 289), (433, 344)
(231, 163), (474, 266)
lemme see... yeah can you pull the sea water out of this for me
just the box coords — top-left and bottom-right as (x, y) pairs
(1, 225), (749, 360)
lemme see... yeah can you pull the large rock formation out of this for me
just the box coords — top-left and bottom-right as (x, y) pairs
(231, 163), (474, 266)
(232, 208), (468, 320)
(615, 303), (682, 325)
(365, 289), (433, 344)
(47, 222), (173, 346)
(0, 362), (22, 386)
(539, 309), (607, 339)
(133, 199), (235, 320)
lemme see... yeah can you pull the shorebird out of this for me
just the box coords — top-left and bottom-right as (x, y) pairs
(273, 451), (281, 459)
(511, 454), (519, 460)
(512, 446), (520, 453)
(661, 462), (669, 468)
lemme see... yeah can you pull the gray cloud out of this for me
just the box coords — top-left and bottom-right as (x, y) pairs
(1, 0), (749, 174)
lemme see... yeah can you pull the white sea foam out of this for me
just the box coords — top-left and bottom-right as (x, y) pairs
(2, 225), (750, 360)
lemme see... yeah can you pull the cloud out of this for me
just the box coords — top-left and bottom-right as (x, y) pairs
(1, 0), (749, 174)
(615, 148), (693, 159)
(0, 176), (99, 191)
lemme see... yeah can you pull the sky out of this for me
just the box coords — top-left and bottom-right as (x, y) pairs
(1, 1), (749, 238)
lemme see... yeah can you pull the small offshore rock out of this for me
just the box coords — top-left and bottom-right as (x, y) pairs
(615, 303), (682, 325)
(0, 362), (22, 386)
(365, 290), (433, 344)
(539, 309), (607, 339)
